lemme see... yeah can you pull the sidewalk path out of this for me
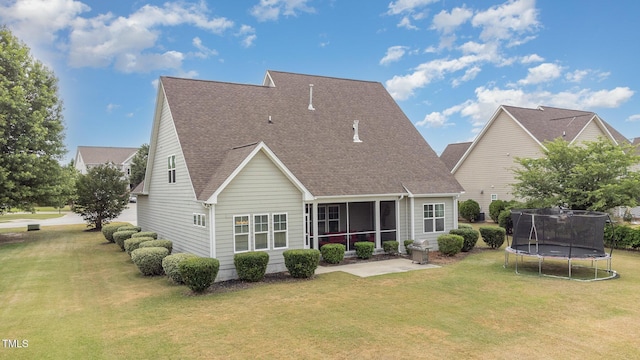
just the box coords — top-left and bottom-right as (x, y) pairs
(0, 204), (137, 229)
(315, 258), (440, 277)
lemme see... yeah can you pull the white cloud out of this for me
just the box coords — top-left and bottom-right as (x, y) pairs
(626, 114), (640, 122)
(565, 69), (589, 83)
(471, 0), (540, 42)
(397, 16), (419, 30)
(521, 54), (544, 63)
(251, 0), (315, 22)
(452, 66), (481, 87)
(518, 63), (563, 85)
(106, 103), (120, 113)
(237, 25), (257, 48)
(431, 7), (473, 34)
(192, 37), (219, 58)
(380, 46), (409, 65)
(387, 0), (438, 15)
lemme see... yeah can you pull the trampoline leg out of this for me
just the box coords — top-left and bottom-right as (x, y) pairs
(568, 259), (572, 279)
(595, 259), (598, 280)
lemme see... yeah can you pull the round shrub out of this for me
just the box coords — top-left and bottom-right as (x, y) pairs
(354, 241), (374, 259)
(449, 228), (480, 252)
(102, 223), (124, 243)
(138, 239), (173, 254)
(132, 231), (158, 239)
(320, 244), (345, 264)
(282, 249), (320, 278)
(124, 236), (155, 256)
(479, 226), (506, 249)
(113, 230), (137, 251)
(459, 199), (481, 222)
(234, 251), (269, 282)
(437, 234), (464, 256)
(117, 225), (141, 232)
(179, 257), (220, 293)
(458, 224), (472, 229)
(488, 200), (507, 223)
(162, 253), (199, 284)
(131, 247), (170, 276)
(404, 240), (414, 255)
(382, 240), (399, 255)
(498, 210), (513, 235)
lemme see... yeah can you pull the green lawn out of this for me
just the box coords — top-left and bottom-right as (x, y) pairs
(1, 225), (640, 359)
(0, 213), (65, 223)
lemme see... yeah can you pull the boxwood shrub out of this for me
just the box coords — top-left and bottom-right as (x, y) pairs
(382, 240), (399, 255)
(354, 241), (374, 259)
(320, 244), (345, 264)
(458, 224), (473, 229)
(138, 239), (173, 254)
(479, 226), (506, 249)
(604, 224), (640, 249)
(234, 251), (269, 282)
(132, 231), (158, 239)
(179, 257), (220, 293)
(282, 249), (320, 278)
(102, 224), (124, 243)
(113, 230), (138, 251)
(404, 239), (414, 255)
(131, 247), (170, 276)
(117, 225), (141, 232)
(437, 234), (464, 256)
(162, 253), (199, 284)
(124, 237), (155, 256)
(449, 228), (480, 252)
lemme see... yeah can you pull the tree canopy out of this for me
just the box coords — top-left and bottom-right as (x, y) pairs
(73, 164), (129, 230)
(0, 27), (66, 210)
(129, 143), (148, 189)
(511, 138), (640, 212)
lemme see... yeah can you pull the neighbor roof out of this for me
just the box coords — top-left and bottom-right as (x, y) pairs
(76, 146), (138, 165)
(159, 70), (463, 201)
(440, 142), (471, 171)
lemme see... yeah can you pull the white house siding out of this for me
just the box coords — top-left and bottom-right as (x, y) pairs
(137, 95), (210, 257)
(455, 111), (542, 213)
(214, 150), (304, 281)
(411, 196), (457, 250)
(573, 120), (607, 144)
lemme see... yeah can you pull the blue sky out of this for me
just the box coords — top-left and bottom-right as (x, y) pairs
(2, 0), (639, 162)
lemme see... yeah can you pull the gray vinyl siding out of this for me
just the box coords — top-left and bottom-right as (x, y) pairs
(573, 120), (607, 144)
(215, 150), (304, 281)
(412, 196), (456, 250)
(137, 94), (210, 257)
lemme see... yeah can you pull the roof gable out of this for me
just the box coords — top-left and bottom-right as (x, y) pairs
(440, 142), (471, 171)
(75, 146), (138, 165)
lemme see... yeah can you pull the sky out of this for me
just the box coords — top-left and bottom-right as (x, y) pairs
(1, 0), (639, 163)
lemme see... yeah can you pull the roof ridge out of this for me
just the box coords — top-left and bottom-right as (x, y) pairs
(266, 70), (381, 84)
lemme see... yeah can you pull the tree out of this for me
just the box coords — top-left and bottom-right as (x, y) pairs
(511, 137), (640, 212)
(47, 161), (79, 212)
(129, 143), (148, 189)
(0, 27), (66, 210)
(74, 164), (129, 230)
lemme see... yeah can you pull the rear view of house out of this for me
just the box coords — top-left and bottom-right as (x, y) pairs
(136, 70), (463, 281)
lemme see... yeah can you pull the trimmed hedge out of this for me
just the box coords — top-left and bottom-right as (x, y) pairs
(124, 237), (155, 256)
(179, 257), (220, 293)
(132, 231), (158, 239)
(382, 240), (399, 255)
(449, 228), (480, 252)
(604, 224), (640, 249)
(404, 239), (414, 255)
(102, 224), (124, 243)
(283, 249), (320, 278)
(320, 244), (345, 264)
(437, 234), (464, 256)
(458, 224), (473, 229)
(479, 226), (506, 249)
(138, 239), (173, 254)
(131, 247), (169, 276)
(113, 230), (138, 251)
(354, 241), (374, 259)
(234, 251), (269, 282)
(118, 225), (141, 232)
(459, 199), (481, 222)
(162, 253), (199, 284)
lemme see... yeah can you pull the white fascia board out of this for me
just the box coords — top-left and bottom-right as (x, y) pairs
(140, 82), (165, 195)
(312, 193), (408, 202)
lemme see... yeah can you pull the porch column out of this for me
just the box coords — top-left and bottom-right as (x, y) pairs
(209, 204), (216, 258)
(375, 200), (381, 249)
(395, 198), (401, 244)
(410, 196), (415, 240)
(312, 202), (319, 250)
(452, 195), (459, 230)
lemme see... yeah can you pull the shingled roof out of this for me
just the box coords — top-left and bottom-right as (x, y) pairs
(76, 146), (138, 165)
(440, 142), (471, 171)
(159, 71), (463, 201)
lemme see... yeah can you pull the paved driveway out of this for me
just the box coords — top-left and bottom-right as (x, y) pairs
(0, 203), (137, 229)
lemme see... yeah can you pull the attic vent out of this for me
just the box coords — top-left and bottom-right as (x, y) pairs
(353, 120), (362, 143)
(308, 84), (315, 111)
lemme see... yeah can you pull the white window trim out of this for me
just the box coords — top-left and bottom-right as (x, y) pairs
(168, 154), (176, 184)
(318, 205), (340, 233)
(193, 213), (206, 228)
(491, 194), (498, 201)
(273, 213), (288, 249)
(253, 214), (270, 251)
(233, 215), (250, 253)
(423, 203), (446, 234)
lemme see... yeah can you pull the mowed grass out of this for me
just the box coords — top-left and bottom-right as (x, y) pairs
(1, 225), (640, 359)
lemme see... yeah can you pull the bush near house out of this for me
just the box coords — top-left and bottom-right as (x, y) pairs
(113, 230), (138, 251)
(131, 247), (170, 276)
(489, 200), (507, 223)
(124, 237), (155, 256)
(459, 199), (481, 222)
(354, 241), (374, 259)
(138, 239), (173, 254)
(382, 240), (399, 255)
(283, 249), (320, 279)
(479, 226), (506, 249)
(234, 251), (269, 282)
(320, 244), (345, 264)
(102, 224), (125, 243)
(404, 240), (414, 255)
(458, 224), (472, 229)
(437, 234), (464, 256)
(118, 225), (141, 232)
(449, 228), (480, 252)
(132, 231), (158, 239)
(604, 224), (640, 249)
(179, 257), (220, 293)
(162, 253), (200, 284)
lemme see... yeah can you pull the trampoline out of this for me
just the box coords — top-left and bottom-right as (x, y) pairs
(504, 208), (617, 281)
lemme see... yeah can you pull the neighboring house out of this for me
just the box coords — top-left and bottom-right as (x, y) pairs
(135, 70), (464, 281)
(443, 105), (629, 214)
(74, 146), (138, 180)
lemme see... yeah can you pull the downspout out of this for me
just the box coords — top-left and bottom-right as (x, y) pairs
(453, 195), (459, 230)
(204, 203), (215, 258)
(410, 196), (415, 241)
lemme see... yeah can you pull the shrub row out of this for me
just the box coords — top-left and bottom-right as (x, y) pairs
(604, 224), (640, 249)
(437, 234), (464, 256)
(479, 226), (506, 249)
(354, 241), (374, 259)
(449, 228), (479, 252)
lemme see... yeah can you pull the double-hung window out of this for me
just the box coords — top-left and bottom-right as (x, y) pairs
(234, 215), (250, 252)
(273, 213), (287, 249)
(423, 203), (445, 233)
(254, 214), (269, 250)
(193, 213), (206, 227)
(168, 155), (176, 183)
